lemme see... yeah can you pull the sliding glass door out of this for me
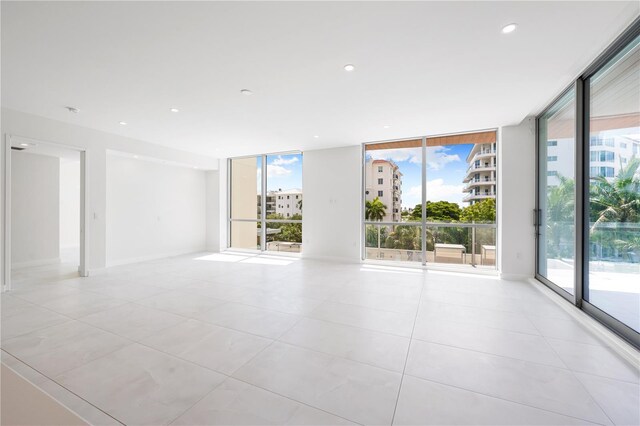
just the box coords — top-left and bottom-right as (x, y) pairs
(363, 131), (497, 269)
(228, 152), (303, 253)
(537, 88), (576, 297)
(536, 22), (639, 347)
(585, 34), (639, 334)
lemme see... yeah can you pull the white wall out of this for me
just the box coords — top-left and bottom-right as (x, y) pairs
(59, 160), (80, 249)
(11, 151), (60, 267)
(106, 153), (207, 265)
(498, 116), (536, 279)
(302, 145), (362, 262)
(1, 108), (218, 273)
(205, 170), (222, 252)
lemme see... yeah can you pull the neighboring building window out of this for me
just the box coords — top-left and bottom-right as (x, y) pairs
(378, 190), (383, 196)
(287, 195), (290, 199)
(547, 171), (558, 176)
(620, 142), (627, 148)
(547, 140), (557, 146)
(378, 178), (383, 184)
(548, 156), (557, 161)
(378, 166), (383, 172)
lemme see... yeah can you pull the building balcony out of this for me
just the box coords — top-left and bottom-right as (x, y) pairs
(462, 192), (496, 202)
(463, 165), (496, 181)
(463, 178), (495, 191)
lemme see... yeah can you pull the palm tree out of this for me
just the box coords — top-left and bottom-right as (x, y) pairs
(590, 157), (640, 260)
(365, 197), (387, 251)
(365, 197), (387, 221)
(546, 175), (575, 258)
(590, 157), (640, 228)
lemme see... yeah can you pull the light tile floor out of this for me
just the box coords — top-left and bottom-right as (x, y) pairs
(2, 252), (639, 425)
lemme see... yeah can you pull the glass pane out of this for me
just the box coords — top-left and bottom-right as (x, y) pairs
(587, 34), (640, 332)
(230, 157), (261, 220)
(265, 153), (303, 221)
(426, 134), (496, 269)
(365, 139), (421, 223)
(537, 88), (576, 294)
(230, 221), (260, 250)
(265, 222), (302, 253)
(364, 224), (423, 262)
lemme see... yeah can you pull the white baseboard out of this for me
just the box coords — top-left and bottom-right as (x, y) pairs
(300, 253), (360, 264)
(500, 273), (532, 281)
(11, 257), (61, 270)
(105, 248), (206, 268)
(527, 277), (640, 367)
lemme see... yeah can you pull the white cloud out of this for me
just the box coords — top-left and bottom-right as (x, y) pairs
(267, 164), (292, 177)
(367, 146), (461, 170)
(271, 156), (299, 166)
(256, 165), (293, 178)
(425, 146), (461, 170)
(425, 178), (465, 205)
(367, 147), (422, 164)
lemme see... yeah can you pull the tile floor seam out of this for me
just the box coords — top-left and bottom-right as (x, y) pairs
(1, 348), (126, 426)
(74, 306), (191, 343)
(128, 298), (301, 341)
(156, 305), (365, 425)
(0, 316), (77, 343)
(409, 333), (578, 371)
(400, 372), (606, 426)
(526, 314), (617, 426)
(390, 277), (426, 425)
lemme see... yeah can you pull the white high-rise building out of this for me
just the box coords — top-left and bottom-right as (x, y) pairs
(273, 189), (302, 218)
(365, 159), (402, 222)
(462, 142), (497, 205)
(546, 134), (640, 186)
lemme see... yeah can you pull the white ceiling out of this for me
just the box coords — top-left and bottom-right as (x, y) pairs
(2, 1), (638, 158)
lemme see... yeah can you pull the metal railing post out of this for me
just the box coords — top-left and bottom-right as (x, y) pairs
(471, 222), (476, 266)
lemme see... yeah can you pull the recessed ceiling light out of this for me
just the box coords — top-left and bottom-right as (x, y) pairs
(65, 106), (80, 114)
(170, 108), (179, 113)
(344, 64), (355, 72)
(119, 121), (127, 126)
(193, 166), (199, 169)
(383, 125), (391, 129)
(501, 23), (517, 34)
(240, 89), (253, 96)
(20, 143), (29, 147)
(133, 155), (139, 159)
(313, 135), (319, 139)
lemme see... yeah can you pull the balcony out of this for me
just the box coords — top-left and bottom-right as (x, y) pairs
(462, 192), (496, 203)
(463, 177), (495, 191)
(364, 222), (496, 268)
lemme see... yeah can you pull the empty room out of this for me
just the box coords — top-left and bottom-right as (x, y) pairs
(1, 1), (639, 425)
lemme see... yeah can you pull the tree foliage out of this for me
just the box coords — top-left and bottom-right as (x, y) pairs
(460, 199), (496, 223)
(365, 197), (387, 221)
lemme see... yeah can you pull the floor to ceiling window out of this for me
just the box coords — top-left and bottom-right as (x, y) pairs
(585, 33), (639, 334)
(536, 21), (639, 347)
(363, 131), (497, 269)
(228, 152), (303, 253)
(537, 88), (577, 295)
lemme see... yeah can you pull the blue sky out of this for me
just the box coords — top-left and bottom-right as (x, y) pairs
(256, 153), (303, 192)
(366, 144), (473, 208)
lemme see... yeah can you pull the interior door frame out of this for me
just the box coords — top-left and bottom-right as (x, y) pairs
(2, 134), (89, 292)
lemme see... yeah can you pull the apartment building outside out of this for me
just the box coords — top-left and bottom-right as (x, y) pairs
(274, 189), (302, 218)
(546, 135), (640, 186)
(365, 159), (403, 222)
(463, 142), (497, 205)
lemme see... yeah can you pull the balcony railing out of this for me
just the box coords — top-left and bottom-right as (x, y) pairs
(364, 221), (496, 268)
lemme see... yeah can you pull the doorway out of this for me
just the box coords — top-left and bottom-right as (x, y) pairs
(2, 135), (88, 292)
